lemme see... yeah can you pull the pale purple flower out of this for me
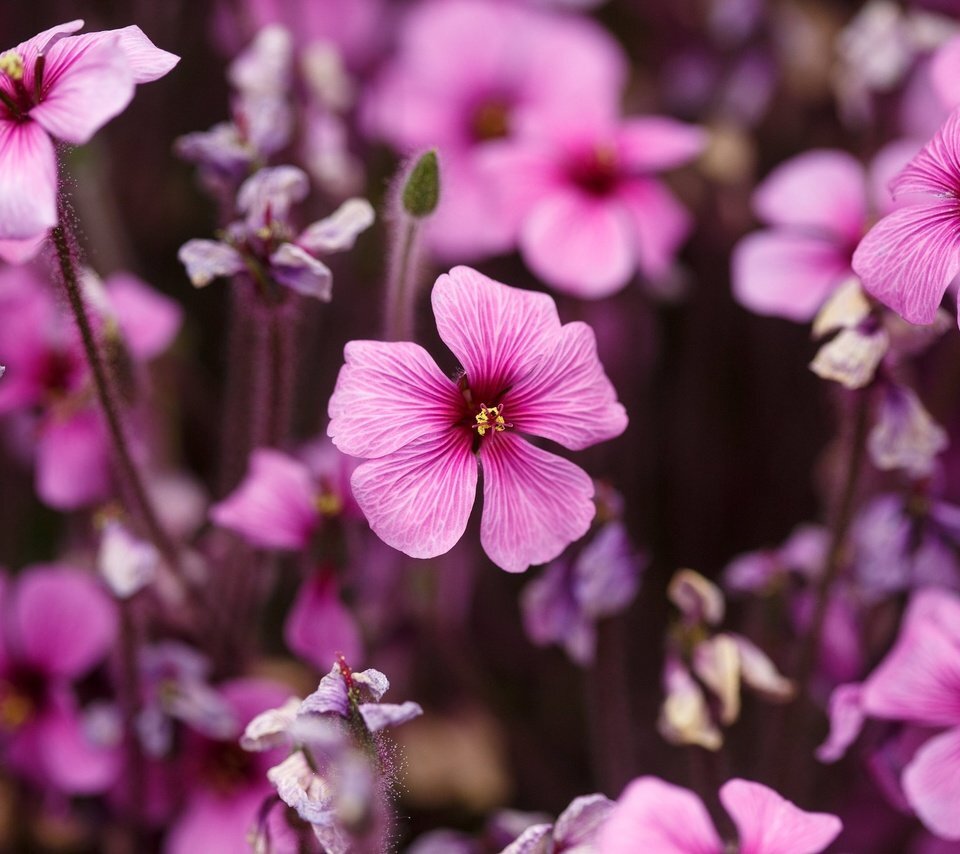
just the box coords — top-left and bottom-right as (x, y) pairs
(598, 776), (842, 853)
(501, 793), (614, 853)
(363, 0), (626, 260)
(521, 521), (645, 665)
(868, 383), (948, 477)
(852, 107), (960, 325)
(327, 266), (627, 572)
(179, 167), (374, 300)
(97, 518), (160, 599)
(0, 565), (121, 794)
(484, 111), (705, 297)
(0, 20), (177, 254)
(733, 143), (916, 321)
(817, 588), (960, 840)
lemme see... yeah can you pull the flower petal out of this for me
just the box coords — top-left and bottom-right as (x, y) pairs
(520, 190), (635, 298)
(597, 776), (723, 854)
(111, 25), (179, 82)
(36, 409), (113, 509)
(431, 266), (560, 403)
(719, 778), (842, 854)
(327, 340), (463, 459)
(30, 32), (135, 144)
(358, 700), (423, 732)
(890, 107), (960, 198)
(37, 702), (122, 794)
(478, 433), (594, 573)
(106, 272), (183, 361)
(618, 178), (693, 281)
(269, 242), (333, 300)
(852, 201), (960, 325)
(297, 197), (375, 255)
(753, 150), (866, 242)
(350, 430), (478, 559)
(732, 232), (851, 321)
(816, 683), (865, 763)
(617, 117), (707, 172)
(0, 121), (57, 240)
(178, 239), (244, 287)
(507, 319), (627, 450)
(902, 725), (960, 840)
(554, 793), (615, 848)
(210, 448), (319, 550)
(12, 565), (117, 678)
(284, 572), (363, 670)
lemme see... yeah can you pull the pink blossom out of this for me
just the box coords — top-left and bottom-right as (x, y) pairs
(598, 776), (842, 853)
(0, 565), (121, 794)
(363, 0), (626, 260)
(733, 143), (916, 322)
(484, 112), (705, 297)
(0, 21), (177, 254)
(327, 266), (627, 572)
(284, 569), (364, 671)
(852, 108), (960, 326)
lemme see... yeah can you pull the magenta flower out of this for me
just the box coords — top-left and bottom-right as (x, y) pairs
(327, 266), (627, 572)
(820, 588), (960, 840)
(0, 565), (120, 795)
(484, 112), (705, 297)
(0, 20), (178, 251)
(363, 0), (626, 260)
(853, 107), (960, 325)
(284, 568), (364, 671)
(598, 776), (842, 853)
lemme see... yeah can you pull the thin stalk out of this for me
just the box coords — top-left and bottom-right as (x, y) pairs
(51, 220), (186, 586)
(384, 218), (420, 342)
(117, 602), (146, 846)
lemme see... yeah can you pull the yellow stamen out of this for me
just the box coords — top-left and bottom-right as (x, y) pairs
(0, 51), (24, 81)
(0, 692), (32, 731)
(315, 491), (343, 517)
(474, 403), (508, 437)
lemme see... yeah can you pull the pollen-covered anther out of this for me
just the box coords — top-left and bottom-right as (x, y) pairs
(473, 403), (511, 437)
(0, 50), (24, 81)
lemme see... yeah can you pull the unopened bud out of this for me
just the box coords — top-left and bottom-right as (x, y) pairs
(402, 150), (440, 218)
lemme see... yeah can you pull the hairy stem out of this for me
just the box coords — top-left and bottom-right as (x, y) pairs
(384, 218), (420, 341)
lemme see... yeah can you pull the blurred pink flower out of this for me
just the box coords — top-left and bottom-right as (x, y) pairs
(328, 266), (627, 572)
(820, 588), (960, 840)
(0, 20), (177, 253)
(284, 569), (364, 671)
(598, 776), (842, 853)
(733, 143), (917, 322)
(0, 565), (121, 795)
(484, 112), (705, 297)
(363, 0), (625, 260)
(853, 108), (960, 326)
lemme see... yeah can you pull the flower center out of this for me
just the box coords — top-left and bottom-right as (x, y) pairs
(473, 403), (511, 437)
(0, 51), (24, 81)
(0, 674), (42, 732)
(470, 99), (511, 142)
(567, 143), (621, 197)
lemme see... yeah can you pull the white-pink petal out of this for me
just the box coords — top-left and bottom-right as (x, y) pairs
(327, 340), (463, 459)
(507, 320), (627, 450)
(111, 26), (179, 82)
(0, 121), (58, 240)
(350, 430), (477, 560)
(902, 725), (960, 840)
(479, 433), (594, 573)
(852, 200), (960, 326)
(720, 778), (842, 854)
(597, 776), (723, 854)
(521, 190), (635, 298)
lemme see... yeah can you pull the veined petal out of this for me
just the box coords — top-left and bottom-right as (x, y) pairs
(719, 778), (842, 854)
(269, 243), (332, 300)
(0, 121), (57, 240)
(13, 21), (85, 70)
(618, 177), (692, 281)
(852, 200), (960, 325)
(12, 565), (117, 678)
(732, 232), (850, 321)
(507, 320), (627, 449)
(890, 107), (960, 198)
(597, 776), (723, 854)
(350, 430), (477, 559)
(479, 433), (594, 573)
(520, 190), (636, 298)
(30, 32), (135, 144)
(431, 266), (561, 403)
(327, 340), (463, 459)
(753, 150), (867, 243)
(902, 725), (960, 840)
(111, 26), (179, 82)
(297, 198), (375, 255)
(617, 117), (707, 172)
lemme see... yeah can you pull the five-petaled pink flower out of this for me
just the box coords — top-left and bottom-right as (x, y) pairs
(0, 20), (178, 253)
(327, 266), (627, 573)
(853, 107), (960, 326)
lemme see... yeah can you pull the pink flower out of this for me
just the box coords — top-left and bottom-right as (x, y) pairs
(327, 266), (627, 572)
(598, 776), (842, 854)
(484, 112), (705, 297)
(363, 0), (625, 260)
(853, 108), (960, 325)
(733, 143), (918, 322)
(820, 588), (960, 840)
(0, 20), (178, 253)
(284, 569), (364, 671)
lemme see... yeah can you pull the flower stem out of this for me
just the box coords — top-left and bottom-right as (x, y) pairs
(384, 218), (420, 342)
(50, 219), (186, 586)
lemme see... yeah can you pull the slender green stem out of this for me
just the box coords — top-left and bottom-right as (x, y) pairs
(384, 218), (420, 341)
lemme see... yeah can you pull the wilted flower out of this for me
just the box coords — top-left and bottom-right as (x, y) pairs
(501, 793), (614, 853)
